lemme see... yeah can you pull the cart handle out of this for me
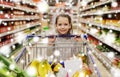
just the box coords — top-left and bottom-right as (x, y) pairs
(26, 34), (81, 38)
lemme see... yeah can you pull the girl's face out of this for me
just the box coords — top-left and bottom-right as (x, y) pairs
(56, 17), (71, 35)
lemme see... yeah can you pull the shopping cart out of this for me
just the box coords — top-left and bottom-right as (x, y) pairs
(15, 34), (101, 77)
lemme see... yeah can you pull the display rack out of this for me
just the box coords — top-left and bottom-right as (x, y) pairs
(80, 9), (120, 16)
(80, 0), (111, 12)
(0, 0), (41, 55)
(79, 19), (120, 31)
(79, 0), (120, 73)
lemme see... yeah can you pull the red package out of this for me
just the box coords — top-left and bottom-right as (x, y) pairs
(111, 2), (120, 10)
(0, 0), (3, 4)
(0, 42), (3, 47)
(0, 14), (5, 19)
(7, 2), (15, 6)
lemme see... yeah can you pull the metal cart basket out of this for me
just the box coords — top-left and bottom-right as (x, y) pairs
(17, 42), (86, 68)
(15, 35), (101, 77)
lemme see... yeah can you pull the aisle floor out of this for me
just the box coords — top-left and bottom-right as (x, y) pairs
(92, 54), (112, 77)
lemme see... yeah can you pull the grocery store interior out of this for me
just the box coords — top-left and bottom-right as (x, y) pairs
(0, 0), (120, 77)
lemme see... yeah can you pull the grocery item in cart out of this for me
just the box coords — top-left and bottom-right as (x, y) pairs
(64, 58), (83, 77)
(27, 59), (53, 77)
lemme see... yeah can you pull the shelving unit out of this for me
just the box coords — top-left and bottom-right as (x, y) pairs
(80, 0), (112, 12)
(0, 4), (38, 13)
(80, 27), (120, 52)
(71, 6), (79, 28)
(79, 19), (120, 31)
(79, 0), (120, 76)
(0, 0), (41, 56)
(80, 9), (120, 16)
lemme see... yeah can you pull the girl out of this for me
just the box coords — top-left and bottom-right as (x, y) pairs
(49, 14), (81, 43)
(48, 14), (82, 60)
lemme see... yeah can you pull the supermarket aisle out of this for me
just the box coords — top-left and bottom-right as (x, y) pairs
(0, 0), (120, 77)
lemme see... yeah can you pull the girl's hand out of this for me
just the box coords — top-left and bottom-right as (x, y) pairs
(48, 35), (56, 44)
(74, 35), (82, 42)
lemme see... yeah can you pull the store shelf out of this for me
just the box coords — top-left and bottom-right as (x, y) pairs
(22, 0), (37, 6)
(86, 40), (112, 77)
(0, 22), (40, 37)
(0, 4), (38, 13)
(0, 4), (13, 8)
(80, 10), (120, 16)
(103, 10), (120, 14)
(87, 0), (94, 3)
(80, 19), (120, 32)
(90, 34), (120, 53)
(90, 44), (112, 69)
(0, 17), (40, 21)
(10, 28), (41, 57)
(49, 6), (57, 9)
(4, 41), (17, 47)
(80, 0), (111, 12)
(80, 27), (120, 53)
(14, 6), (39, 13)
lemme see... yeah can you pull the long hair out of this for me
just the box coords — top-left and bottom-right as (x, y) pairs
(55, 14), (73, 34)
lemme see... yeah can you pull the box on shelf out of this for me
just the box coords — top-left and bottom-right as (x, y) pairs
(105, 19), (120, 27)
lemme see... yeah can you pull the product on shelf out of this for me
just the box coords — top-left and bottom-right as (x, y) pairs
(111, 2), (120, 10)
(114, 32), (120, 46)
(94, 16), (106, 24)
(96, 43), (120, 67)
(0, 13), (12, 19)
(115, 38), (120, 46)
(105, 19), (120, 27)
(0, 34), (15, 47)
(88, 35), (99, 45)
(96, 45), (110, 52)
(0, 0), (15, 6)
(112, 57), (120, 68)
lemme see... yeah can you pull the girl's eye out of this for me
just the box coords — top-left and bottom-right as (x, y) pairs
(58, 24), (62, 26)
(64, 23), (68, 25)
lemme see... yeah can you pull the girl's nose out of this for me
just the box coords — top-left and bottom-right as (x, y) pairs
(61, 25), (65, 28)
